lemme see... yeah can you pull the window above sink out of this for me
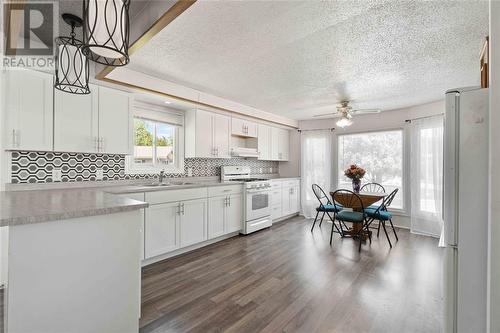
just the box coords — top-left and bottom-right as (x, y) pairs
(126, 101), (185, 175)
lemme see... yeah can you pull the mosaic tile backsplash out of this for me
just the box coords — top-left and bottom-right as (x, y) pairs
(11, 151), (279, 184)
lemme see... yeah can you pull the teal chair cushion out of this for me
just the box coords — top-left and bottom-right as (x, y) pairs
(336, 210), (364, 223)
(317, 204), (343, 213)
(365, 209), (392, 220)
(367, 205), (381, 210)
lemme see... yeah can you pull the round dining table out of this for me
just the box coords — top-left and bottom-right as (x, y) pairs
(329, 191), (387, 239)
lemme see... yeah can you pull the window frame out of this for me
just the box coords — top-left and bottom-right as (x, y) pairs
(335, 127), (409, 215)
(125, 103), (184, 175)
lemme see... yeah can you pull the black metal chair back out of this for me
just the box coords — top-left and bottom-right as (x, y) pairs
(312, 184), (331, 208)
(331, 189), (365, 213)
(372, 188), (399, 214)
(360, 182), (385, 193)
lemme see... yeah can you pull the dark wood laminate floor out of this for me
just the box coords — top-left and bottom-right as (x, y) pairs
(140, 216), (443, 333)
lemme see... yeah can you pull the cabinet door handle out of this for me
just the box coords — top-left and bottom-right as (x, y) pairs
(12, 129), (17, 147)
(98, 137), (104, 152)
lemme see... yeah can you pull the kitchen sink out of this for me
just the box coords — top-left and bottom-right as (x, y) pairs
(171, 181), (196, 185)
(142, 183), (173, 187)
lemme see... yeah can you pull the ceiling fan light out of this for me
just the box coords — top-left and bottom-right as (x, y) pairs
(82, 0), (130, 66)
(336, 116), (353, 128)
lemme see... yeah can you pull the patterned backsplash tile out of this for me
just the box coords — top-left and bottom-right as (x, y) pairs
(10, 151), (279, 184)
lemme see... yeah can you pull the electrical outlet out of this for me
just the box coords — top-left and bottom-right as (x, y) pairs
(96, 169), (104, 180)
(52, 169), (62, 182)
(269, 167), (273, 173)
(187, 168), (193, 177)
(259, 167), (263, 173)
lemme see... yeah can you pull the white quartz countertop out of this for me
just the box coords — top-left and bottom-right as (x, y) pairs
(0, 189), (148, 227)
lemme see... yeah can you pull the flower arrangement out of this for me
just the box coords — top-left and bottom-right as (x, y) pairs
(344, 164), (365, 192)
(344, 164), (366, 181)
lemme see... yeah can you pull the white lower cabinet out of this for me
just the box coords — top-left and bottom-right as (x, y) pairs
(179, 198), (207, 247)
(144, 186), (242, 261)
(208, 196), (226, 239)
(271, 179), (301, 221)
(282, 184), (300, 216)
(145, 202), (180, 258)
(208, 193), (243, 239)
(226, 193), (243, 233)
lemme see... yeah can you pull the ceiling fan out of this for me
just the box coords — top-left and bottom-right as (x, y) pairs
(313, 101), (381, 128)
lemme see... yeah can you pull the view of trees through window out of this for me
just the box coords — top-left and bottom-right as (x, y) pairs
(338, 130), (403, 209)
(134, 118), (175, 166)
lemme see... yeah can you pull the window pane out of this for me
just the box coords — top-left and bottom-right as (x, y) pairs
(338, 130), (404, 209)
(418, 126), (443, 214)
(133, 118), (154, 164)
(155, 122), (175, 165)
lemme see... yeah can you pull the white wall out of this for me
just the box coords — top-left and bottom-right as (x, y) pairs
(278, 130), (300, 177)
(296, 100), (445, 229)
(488, 1), (500, 332)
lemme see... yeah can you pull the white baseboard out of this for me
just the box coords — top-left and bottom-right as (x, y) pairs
(142, 231), (240, 267)
(273, 212), (300, 224)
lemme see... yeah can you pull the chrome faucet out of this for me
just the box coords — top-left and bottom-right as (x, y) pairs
(158, 170), (165, 184)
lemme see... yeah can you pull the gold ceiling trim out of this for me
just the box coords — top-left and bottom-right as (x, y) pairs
(95, 0), (197, 80)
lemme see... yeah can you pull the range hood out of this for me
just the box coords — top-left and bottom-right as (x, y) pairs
(231, 147), (259, 158)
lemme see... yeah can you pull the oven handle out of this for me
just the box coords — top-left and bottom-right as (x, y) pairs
(246, 189), (271, 194)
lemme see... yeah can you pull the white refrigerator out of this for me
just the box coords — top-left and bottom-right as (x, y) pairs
(443, 87), (489, 333)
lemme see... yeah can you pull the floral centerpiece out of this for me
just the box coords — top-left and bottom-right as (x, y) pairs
(344, 164), (366, 193)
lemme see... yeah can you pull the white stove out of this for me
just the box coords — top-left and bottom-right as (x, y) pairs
(221, 166), (272, 234)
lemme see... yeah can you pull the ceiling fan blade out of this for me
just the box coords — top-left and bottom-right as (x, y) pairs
(313, 112), (341, 118)
(351, 108), (381, 114)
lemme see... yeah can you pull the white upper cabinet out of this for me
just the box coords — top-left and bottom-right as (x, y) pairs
(185, 109), (231, 158)
(231, 117), (257, 138)
(278, 128), (290, 161)
(191, 109), (213, 158)
(4, 70), (53, 151)
(98, 86), (130, 154)
(54, 84), (98, 153)
(213, 113), (231, 158)
(270, 127), (280, 160)
(257, 125), (290, 161)
(258, 124), (271, 160)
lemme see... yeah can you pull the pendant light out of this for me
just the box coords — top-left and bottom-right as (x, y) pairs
(54, 14), (90, 95)
(82, 0), (130, 66)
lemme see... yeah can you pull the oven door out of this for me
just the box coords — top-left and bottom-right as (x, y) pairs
(246, 189), (272, 221)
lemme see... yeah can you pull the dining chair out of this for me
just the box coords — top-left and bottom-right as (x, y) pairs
(311, 184), (343, 235)
(331, 189), (367, 251)
(360, 182), (386, 210)
(364, 188), (399, 248)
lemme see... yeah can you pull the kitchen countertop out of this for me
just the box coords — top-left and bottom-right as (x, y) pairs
(0, 189), (148, 227)
(103, 180), (245, 194)
(0, 176), (301, 227)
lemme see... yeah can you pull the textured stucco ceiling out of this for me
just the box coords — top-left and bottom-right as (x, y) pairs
(128, 0), (489, 120)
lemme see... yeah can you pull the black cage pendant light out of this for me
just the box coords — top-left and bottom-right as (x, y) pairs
(82, 0), (130, 66)
(54, 14), (90, 95)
